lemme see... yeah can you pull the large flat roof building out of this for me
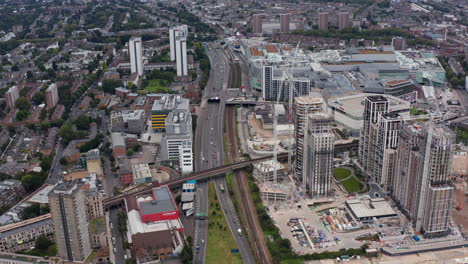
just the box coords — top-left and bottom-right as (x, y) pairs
(328, 93), (410, 130)
(110, 109), (146, 134)
(151, 95), (189, 131)
(125, 186), (184, 262)
(345, 198), (397, 221)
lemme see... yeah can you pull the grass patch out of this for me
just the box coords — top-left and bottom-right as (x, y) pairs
(333, 168), (351, 180)
(144, 79), (170, 93)
(19, 244), (57, 257)
(340, 177), (363, 193)
(206, 183), (243, 264)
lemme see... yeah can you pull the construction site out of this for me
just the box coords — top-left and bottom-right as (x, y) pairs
(236, 101), (468, 256)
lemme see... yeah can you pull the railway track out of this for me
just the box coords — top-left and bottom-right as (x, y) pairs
(226, 106), (273, 264)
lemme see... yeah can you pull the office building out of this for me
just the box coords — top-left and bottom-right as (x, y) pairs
(393, 124), (455, 237)
(110, 110), (146, 134)
(252, 14), (263, 34)
(151, 95), (190, 131)
(293, 95), (324, 177)
(169, 25), (188, 62)
(175, 36), (188, 77)
(280, 13), (290, 33)
(304, 113), (334, 197)
(0, 214), (53, 253)
(338, 12), (350, 30)
(318, 12), (329, 31)
(45, 83), (59, 109)
(5, 86), (19, 109)
(160, 110), (193, 175)
(49, 182), (92, 262)
(129, 37), (144, 76)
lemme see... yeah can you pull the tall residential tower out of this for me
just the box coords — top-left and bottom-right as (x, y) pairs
(304, 112), (335, 197)
(129, 37), (144, 76)
(169, 25), (188, 62)
(280, 13), (290, 33)
(318, 12), (329, 31)
(252, 14), (263, 34)
(293, 95), (324, 179)
(49, 182), (92, 262)
(393, 123), (455, 237)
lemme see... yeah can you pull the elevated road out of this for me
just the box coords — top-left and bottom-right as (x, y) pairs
(102, 141), (358, 209)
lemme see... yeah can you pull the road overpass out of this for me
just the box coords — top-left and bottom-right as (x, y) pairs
(103, 141), (358, 209)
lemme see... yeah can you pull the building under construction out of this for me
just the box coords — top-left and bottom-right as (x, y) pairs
(253, 160), (286, 183)
(293, 95), (324, 180)
(304, 112), (335, 198)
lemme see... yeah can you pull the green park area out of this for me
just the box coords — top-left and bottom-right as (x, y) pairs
(341, 177), (364, 193)
(205, 183), (243, 264)
(142, 79), (170, 93)
(332, 168), (351, 180)
(333, 168), (363, 193)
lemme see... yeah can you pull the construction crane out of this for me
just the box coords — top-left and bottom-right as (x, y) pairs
(272, 42), (301, 184)
(286, 42), (301, 174)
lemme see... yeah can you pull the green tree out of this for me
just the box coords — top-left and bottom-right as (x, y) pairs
(75, 114), (92, 130)
(40, 155), (53, 171)
(20, 174), (43, 193)
(101, 79), (124, 94)
(59, 157), (68, 166)
(133, 144), (142, 152)
(35, 235), (53, 250)
(127, 149), (134, 156)
(15, 97), (31, 111)
(449, 76), (459, 87)
(32, 92), (45, 105)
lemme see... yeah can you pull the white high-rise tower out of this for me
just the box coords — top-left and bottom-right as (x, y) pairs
(176, 36), (188, 77)
(169, 25), (188, 62)
(128, 37), (144, 76)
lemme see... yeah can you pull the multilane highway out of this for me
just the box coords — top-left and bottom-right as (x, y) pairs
(193, 42), (255, 264)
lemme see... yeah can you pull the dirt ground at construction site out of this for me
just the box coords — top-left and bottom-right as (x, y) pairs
(305, 247), (468, 263)
(451, 177), (468, 235)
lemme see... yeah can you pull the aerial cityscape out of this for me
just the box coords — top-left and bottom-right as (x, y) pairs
(0, 0), (466, 263)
